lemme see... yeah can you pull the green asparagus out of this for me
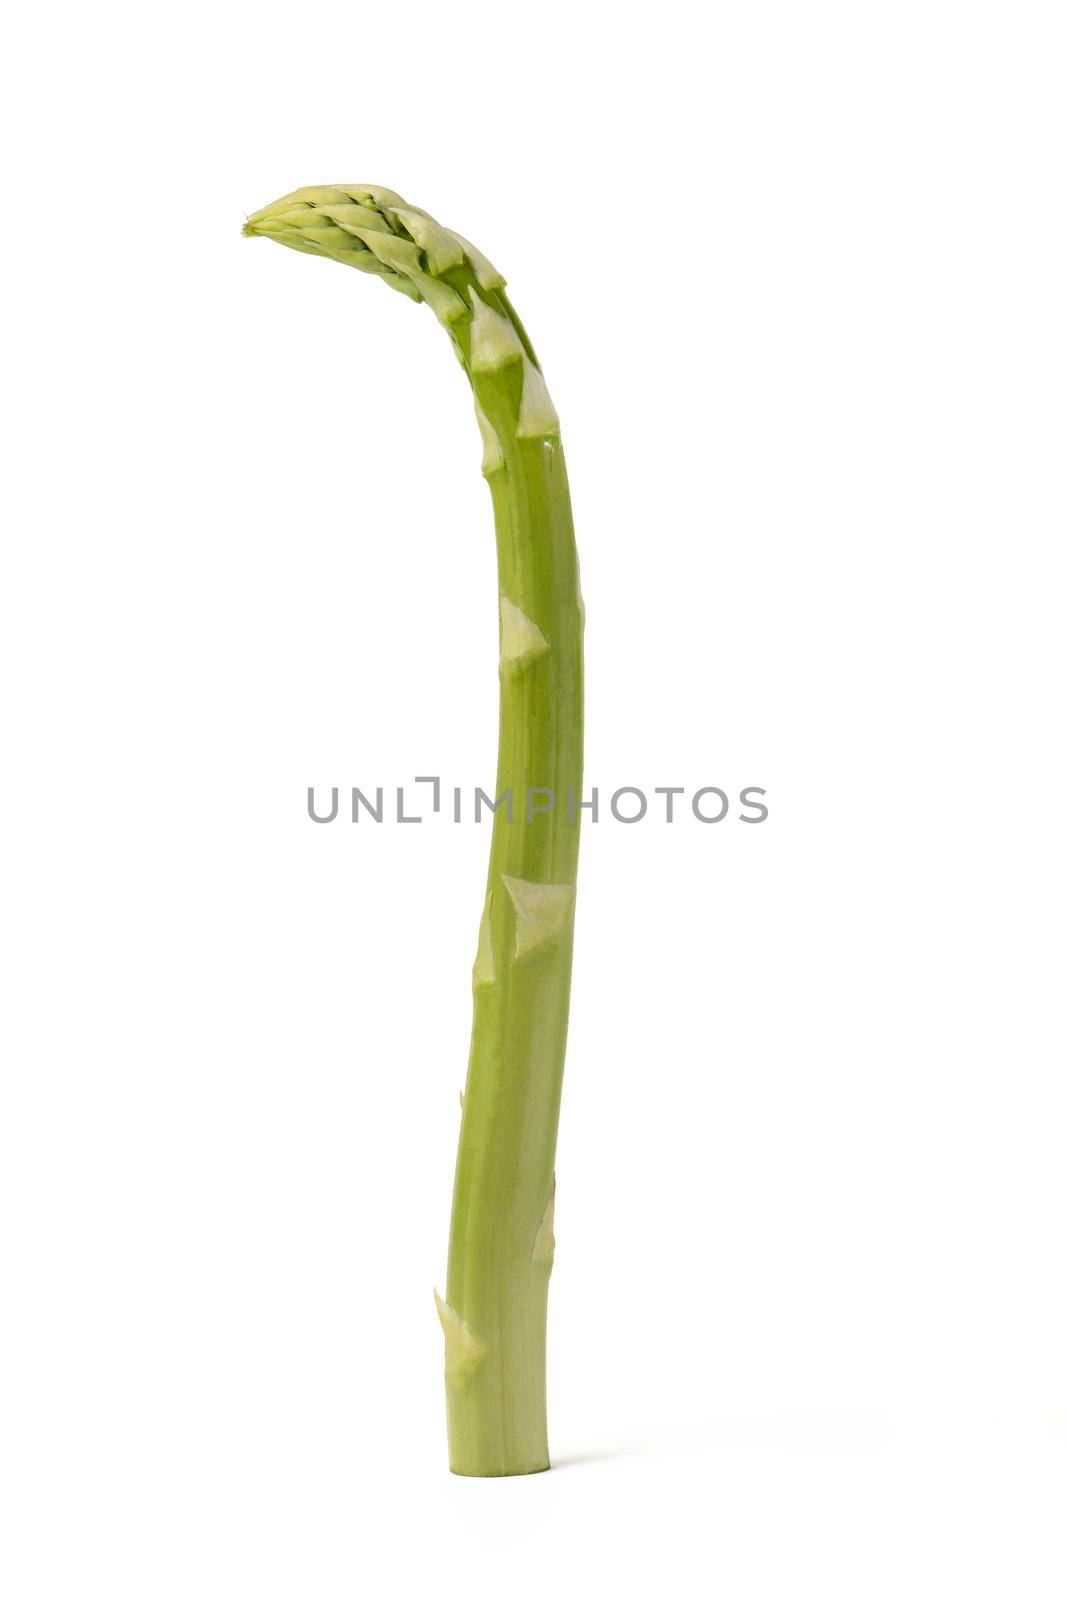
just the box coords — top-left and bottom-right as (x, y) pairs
(245, 186), (584, 1476)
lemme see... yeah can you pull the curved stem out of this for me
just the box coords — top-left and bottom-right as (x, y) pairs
(447, 351), (582, 1476)
(244, 188), (583, 1476)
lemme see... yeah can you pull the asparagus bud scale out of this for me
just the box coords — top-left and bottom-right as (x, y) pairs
(245, 186), (583, 1476)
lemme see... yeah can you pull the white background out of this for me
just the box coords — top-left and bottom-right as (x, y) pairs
(2, 2), (1065, 1595)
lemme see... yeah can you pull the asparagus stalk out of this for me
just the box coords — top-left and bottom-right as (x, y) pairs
(245, 186), (583, 1476)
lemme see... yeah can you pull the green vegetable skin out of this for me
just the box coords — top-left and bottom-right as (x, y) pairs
(245, 186), (583, 1476)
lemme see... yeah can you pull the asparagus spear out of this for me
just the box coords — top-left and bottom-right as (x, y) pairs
(245, 186), (584, 1476)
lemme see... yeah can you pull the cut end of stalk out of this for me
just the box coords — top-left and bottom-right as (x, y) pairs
(450, 1459), (550, 1478)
